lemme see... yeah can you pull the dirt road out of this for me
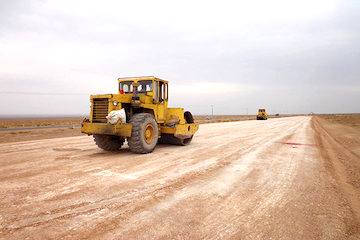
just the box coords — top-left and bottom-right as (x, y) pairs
(0, 116), (359, 239)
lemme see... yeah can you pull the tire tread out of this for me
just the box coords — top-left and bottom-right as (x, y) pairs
(93, 134), (125, 151)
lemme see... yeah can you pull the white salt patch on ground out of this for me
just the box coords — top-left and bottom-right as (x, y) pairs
(93, 170), (138, 180)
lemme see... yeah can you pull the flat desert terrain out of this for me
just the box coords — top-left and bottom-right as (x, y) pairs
(0, 116), (359, 239)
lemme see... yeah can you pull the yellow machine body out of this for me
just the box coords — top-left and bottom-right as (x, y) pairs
(81, 76), (199, 142)
(256, 108), (268, 120)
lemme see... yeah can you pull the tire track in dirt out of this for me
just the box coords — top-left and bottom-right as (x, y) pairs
(2, 119), (303, 237)
(105, 118), (308, 240)
(312, 117), (360, 237)
(0, 117), (300, 238)
(2, 117), (357, 239)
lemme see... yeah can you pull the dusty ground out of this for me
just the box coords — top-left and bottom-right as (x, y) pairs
(0, 127), (82, 144)
(312, 115), (360, 236)
(0, 117), (83, 143)
(0, 116), (359, 239)
(317, 113), (360, 130)
(0, 117), (83, 129)
(194, 115), (256, 124)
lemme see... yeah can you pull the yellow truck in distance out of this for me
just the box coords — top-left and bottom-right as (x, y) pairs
(81, 76), (199, 154)
(257, 109), (268, 120)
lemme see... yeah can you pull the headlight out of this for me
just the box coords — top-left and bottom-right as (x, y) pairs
(113, 100), (118, 106)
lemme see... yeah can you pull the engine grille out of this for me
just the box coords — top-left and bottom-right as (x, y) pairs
(92, 98), (109, 123)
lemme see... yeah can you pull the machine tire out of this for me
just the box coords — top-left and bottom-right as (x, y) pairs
(184, 111), (194, 123)
(159, 134), (193, 146)
(93, 134), (125, 151)
(128, 113), (158, 154)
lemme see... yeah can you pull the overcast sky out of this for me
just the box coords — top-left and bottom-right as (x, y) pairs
(0, 0), (359, 116)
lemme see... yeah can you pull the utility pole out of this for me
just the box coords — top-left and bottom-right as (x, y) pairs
(211, 105), (214, 118)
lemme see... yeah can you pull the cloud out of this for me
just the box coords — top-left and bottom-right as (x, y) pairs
(0, 0), (359, 115)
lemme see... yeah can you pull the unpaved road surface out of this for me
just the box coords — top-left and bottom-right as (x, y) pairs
(1, 116), (359, 239)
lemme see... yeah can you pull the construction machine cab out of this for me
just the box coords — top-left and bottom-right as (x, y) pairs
(118, 76), (168, 104)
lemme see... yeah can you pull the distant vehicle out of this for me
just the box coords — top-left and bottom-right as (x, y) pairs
(257, 109), (268, 120)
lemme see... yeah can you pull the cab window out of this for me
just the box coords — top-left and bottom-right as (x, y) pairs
(119, 81), (133, 93)
(119, 80), (152, 93)
(137, 80), (152, 93)
(158, 82), (168, 102)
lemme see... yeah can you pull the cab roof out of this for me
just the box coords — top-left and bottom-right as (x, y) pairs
(117, 76), (168, 83)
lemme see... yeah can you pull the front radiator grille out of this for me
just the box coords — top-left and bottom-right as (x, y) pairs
(92, 98), (109, 123)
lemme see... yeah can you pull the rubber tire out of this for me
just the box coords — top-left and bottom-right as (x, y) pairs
(184, 111), (194, 123)
(128, 113), (158, 154)
(159, 134), (193, 146)
(93, 134), (125, 151)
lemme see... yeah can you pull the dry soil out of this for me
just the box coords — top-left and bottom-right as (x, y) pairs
(0, 116), (359, 240)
